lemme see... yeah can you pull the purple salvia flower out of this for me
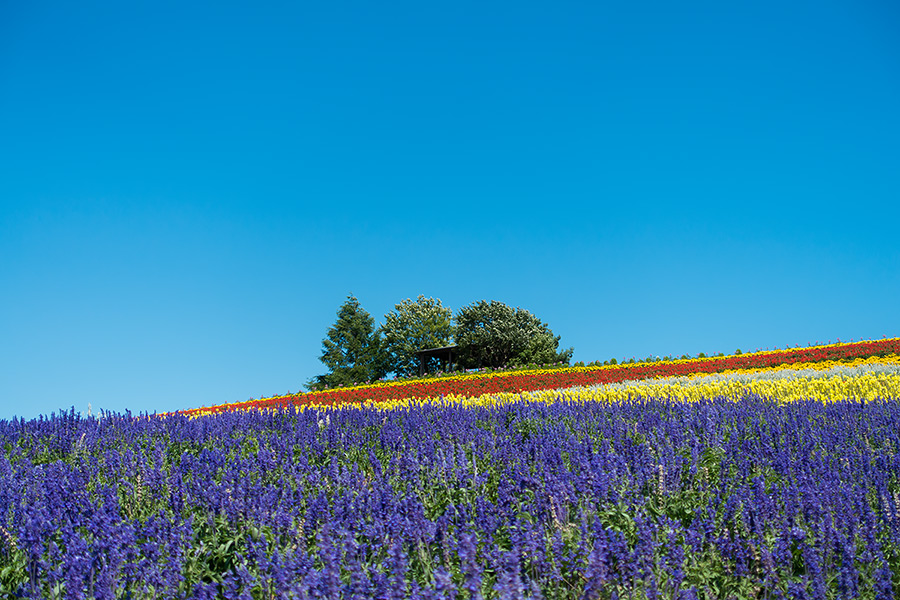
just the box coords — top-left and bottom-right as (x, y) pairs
(457, 532), (483, 600)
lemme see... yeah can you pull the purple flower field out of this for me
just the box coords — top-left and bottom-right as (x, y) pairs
(1, 395), (899, 599)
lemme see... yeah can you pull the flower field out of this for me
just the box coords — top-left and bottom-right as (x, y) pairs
(1, 339), (900, 599)
(182, 337), (900, 416)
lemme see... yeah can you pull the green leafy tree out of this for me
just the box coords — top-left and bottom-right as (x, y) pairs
(308, 295), (388, 390)
(381, 295), (455, 377)
(455, 300), (573, 369)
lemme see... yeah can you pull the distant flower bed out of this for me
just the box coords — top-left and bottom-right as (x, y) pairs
(438, 355), (900, 411)
(182, 337), (900, 416)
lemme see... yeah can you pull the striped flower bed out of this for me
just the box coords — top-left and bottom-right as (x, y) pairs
(182, 337), (900, 416)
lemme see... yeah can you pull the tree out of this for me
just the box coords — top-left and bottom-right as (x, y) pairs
(308, 295), (388, 390)
(381, 295), (455, 377)
(455, 300), (573, 369)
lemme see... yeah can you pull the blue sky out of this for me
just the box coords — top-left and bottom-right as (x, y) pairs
(2, 0), (898, 420)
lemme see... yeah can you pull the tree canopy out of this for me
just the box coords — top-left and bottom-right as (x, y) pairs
(455, 300), (573, 369)
(381, 295), (455, 377)
(310, 296), (574, 388)
(308, 295), (387, 390)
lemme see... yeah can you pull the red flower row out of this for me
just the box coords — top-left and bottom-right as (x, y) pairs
(181, 337), (900, 416)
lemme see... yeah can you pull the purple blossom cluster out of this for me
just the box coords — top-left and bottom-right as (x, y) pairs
(1, 396), (899, 599)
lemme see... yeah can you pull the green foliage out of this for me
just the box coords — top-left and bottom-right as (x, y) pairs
(381, 295), (455, 377)
(180, 512), (272, 597)
(308, 295), (388, 390)
(454, 300), (573, 369)
(0, 536), (28, 598)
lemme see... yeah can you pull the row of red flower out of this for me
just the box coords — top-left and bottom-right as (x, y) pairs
(181, 337), (900, 416)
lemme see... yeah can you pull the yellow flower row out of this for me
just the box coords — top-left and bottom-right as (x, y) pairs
(337, 357), (900, 412)
(183, 352), (900, 418)
(533, 371), (900, 407)
(248, 339), (900, 406)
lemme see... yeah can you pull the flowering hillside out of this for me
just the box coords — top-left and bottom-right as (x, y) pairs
(183, 337), (900, 416)
(1, 337), (899, 599)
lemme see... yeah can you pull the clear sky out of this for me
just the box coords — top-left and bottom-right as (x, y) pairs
(2, 1), (898, 420)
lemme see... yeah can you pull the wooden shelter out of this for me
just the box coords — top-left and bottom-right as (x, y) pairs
(415, 345), (458, 376)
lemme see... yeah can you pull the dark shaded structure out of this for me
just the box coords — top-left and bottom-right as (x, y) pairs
(415, 345), (458, 376)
